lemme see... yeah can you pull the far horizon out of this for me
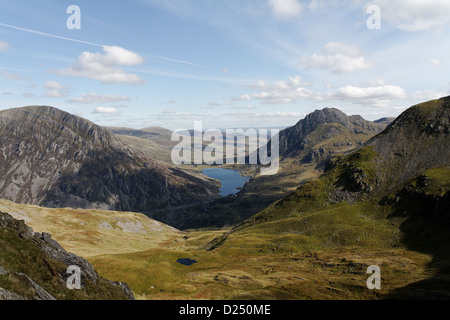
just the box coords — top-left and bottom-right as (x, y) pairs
(0, 103), (405, 131)
(1, 1), (449, 129)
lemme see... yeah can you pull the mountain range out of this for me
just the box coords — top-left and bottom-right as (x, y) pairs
(205, 97), (449, 298)
(0, 106), (217, 213)
(0, 97), (448, 300)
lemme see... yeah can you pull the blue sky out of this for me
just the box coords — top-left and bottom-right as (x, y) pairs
(0, 0), (449, 129)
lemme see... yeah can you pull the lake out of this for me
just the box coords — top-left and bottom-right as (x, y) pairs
(201, 168), (250, 197)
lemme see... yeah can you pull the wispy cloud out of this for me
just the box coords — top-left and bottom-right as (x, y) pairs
(429, 59), (445, 67)
(44, 81), (72, 98)
(0, 70), (30, 81)
(68, 92), (130, 104)
(371, 0), (450, 31)
(268, 0), (303, 19)
(302, 42), (375, 74)
(0, 40), (9, 51)
(92, 106), (119, 115)
(233, 75), (322, 104)
(231, 105), (256, 110)
(22, 92), (36, 98)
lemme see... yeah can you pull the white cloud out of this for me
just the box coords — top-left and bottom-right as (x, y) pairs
(53, 45), (145, 84)
(233, 75), (407, 110)
(372, 0), (450, 31)
(245, 76), (311, 91)
(413, 89), (448, 101)
(302, 42), (375, 74)
(232, 94), (252, 102)
(0, 40), (9, 51)
(254, 111), (305, 118)
(268, 0), (303, 19)
(231, 105), (256, 110)
(429, 59), (444, 67)
(68, 92), (130, 104)
(234, 76), (321, 104)
(44, 81), (72, 98)
(93, 107), (119, 114)
(251, 87), (320, 104)
(332, 82), (407, 107)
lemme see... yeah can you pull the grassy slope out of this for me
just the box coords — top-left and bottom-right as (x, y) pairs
(88, 206), (433, 300)
(0, 199), (183, 258)
(1, 197), (436, 300)
(0, 212), (132, 300)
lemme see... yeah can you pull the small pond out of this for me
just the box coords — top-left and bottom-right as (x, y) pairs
(177, 258), (198, 266)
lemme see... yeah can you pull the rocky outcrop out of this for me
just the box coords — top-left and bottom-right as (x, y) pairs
(0, 212), (134, 300)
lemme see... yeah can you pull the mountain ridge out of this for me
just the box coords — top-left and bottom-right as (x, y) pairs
(0, 105), (217, 213)
(206, 97), (450, 257)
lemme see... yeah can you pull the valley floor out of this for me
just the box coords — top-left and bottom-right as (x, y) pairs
(89, 229), (434, 300)
(0, 198), (447, 300)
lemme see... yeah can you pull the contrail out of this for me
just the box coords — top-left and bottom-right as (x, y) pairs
(0, 22), (103, 47)
(0, 22), (199, 66)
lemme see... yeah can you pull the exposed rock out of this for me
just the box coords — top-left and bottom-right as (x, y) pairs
(0, 266), (7, 275)
(0, 288), (27, 300)
(0, 211), (135, 300)
(16, 273), (56, 300)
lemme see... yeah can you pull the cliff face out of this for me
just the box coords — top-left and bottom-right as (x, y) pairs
(0, 106), (216, 212)
(365, 97), (450, 193)
(0, 212), (134, 300)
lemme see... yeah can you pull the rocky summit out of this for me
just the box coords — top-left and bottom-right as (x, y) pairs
(278, 107), (388, 160)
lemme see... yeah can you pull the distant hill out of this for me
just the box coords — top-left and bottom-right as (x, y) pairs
(108, 126), (177, 148)
(0, 106), (217, 212)
(373, 117), (396, 125)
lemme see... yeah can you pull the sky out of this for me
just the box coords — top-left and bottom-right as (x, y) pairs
(0, 0), (449, 130)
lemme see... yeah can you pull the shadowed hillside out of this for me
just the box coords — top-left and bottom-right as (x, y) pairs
(0, 106), (217, 213)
